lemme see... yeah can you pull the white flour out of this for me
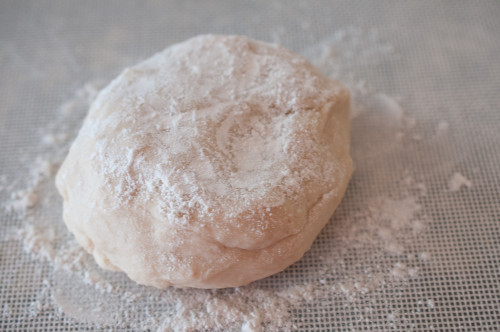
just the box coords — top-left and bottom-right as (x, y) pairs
(3, 29), (444, 331)
(435, 120), (449, 138)
(448, 172), (472, 192)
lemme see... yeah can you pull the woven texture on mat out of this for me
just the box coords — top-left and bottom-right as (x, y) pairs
(1, 1), (499, 331)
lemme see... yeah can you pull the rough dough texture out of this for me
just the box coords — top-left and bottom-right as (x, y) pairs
(56, 35), (353, 289)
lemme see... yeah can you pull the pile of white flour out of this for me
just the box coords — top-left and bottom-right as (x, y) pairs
(2, 29), (465, 331)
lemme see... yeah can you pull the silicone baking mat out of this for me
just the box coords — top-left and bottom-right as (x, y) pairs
(1, 1), (499, 331)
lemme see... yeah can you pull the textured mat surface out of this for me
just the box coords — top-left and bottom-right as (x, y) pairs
(1, 1), (499, 331)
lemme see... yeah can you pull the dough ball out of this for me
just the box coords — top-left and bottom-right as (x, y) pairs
(56, 35), (353, 289)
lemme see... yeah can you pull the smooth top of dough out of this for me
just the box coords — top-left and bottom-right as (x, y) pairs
(56, 35), (353, 288)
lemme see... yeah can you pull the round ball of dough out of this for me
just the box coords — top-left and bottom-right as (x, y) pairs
(56, 35), (353, 289)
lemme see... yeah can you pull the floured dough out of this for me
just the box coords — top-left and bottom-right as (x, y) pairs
(56, 35), (353, 289)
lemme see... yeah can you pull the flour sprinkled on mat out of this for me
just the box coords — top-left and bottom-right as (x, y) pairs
(448, 172), (472, 192)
